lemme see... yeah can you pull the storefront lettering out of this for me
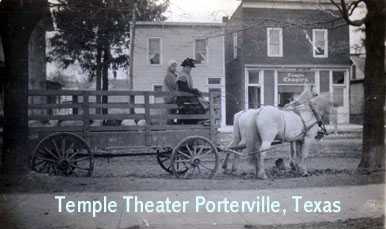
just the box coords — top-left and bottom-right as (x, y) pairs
(278, 72), (315, 85)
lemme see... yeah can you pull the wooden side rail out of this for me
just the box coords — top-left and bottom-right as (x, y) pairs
(28, 90), (221, 128)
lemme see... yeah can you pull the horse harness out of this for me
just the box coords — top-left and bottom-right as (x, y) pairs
(283, 102), (328, 141)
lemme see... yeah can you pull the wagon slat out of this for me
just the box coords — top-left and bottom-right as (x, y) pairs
(28, 89), (221, 178)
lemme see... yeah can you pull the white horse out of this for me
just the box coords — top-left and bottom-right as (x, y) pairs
(224, 88), (331, 179)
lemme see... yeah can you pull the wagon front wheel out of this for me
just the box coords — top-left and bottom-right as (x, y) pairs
(171, 136), (218, 179)
(31, 133), (94, 177)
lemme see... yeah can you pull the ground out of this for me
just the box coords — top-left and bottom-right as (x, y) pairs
(0, 132), (384, 229)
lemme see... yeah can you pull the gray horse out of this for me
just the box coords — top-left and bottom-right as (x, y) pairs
(224, 87), (331, 179)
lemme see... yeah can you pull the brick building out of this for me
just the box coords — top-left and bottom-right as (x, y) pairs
(224, 0), (351, 124)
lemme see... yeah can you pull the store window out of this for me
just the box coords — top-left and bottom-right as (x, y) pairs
(195, 39), (208, 64)
(277, 71), (315, 107)
(247, 70), (261, 109)
(313, 29), (328, 58)
(148, 38), (161, 65)
(267, 28), (283, 57)
(332, 71), (346, 107)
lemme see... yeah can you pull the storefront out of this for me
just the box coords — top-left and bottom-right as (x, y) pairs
(244, 65), (350, 123)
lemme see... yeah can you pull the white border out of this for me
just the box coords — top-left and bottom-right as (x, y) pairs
(267, 28), (283, 57)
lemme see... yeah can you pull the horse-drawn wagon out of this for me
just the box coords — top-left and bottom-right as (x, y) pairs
(28, 86), (330, 179)
(28, 89), (222, 178)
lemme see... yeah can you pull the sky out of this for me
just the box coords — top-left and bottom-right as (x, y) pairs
(164, 0), (240, 22)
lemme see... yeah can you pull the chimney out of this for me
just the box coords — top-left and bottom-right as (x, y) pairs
(222, 16), (229, 23)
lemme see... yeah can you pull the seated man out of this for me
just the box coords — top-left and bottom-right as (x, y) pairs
(175, 58), (207, 124)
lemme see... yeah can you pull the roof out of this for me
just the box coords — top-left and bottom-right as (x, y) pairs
(135, 21), (224, 28)
(242, 0), (333, 3)
(240, 0), (338, 10)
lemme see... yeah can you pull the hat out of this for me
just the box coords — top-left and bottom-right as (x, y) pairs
(181, 58), (196, 68)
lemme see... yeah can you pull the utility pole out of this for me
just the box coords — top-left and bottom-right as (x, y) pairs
(128, 1), (137, 115)
(128, 1), (137, 90)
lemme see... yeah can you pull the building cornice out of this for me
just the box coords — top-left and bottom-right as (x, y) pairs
(242, 0), (339, 11)
(135, 21), (225, 28)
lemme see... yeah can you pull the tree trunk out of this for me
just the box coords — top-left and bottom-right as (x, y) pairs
(358, 0), (386, 171)
(0, 0), (48, 174)
(96, 46), (102, 114)
(101, 46), (110, 115)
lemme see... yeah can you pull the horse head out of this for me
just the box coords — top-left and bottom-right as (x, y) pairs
(309, 92), (332, 120)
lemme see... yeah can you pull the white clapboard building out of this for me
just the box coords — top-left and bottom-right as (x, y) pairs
(132, 21), (226, 127)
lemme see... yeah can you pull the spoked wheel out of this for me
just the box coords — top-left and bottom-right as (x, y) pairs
(156, 147), (177, 174)
(31, 133), (94, 177)
(171, 136), (218, 179)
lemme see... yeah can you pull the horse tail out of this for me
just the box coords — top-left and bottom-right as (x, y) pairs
(229, 111), (243, 148)
(254, 107), (265, 144)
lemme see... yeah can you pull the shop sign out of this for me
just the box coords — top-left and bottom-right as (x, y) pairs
(278, 71), (315, 85)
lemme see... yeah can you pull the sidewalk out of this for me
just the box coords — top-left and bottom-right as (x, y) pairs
(0, 184), (384, 229)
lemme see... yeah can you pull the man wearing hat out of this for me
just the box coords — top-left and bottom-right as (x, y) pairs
(176, 58), (207, 124)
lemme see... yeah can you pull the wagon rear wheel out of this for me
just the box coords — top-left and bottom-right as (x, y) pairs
(156, 147), (174, 174)
(171, 136), (218, 179)
(31, 133), (94, 177)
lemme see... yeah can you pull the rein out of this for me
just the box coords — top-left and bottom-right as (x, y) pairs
(288, 102), (328, 140)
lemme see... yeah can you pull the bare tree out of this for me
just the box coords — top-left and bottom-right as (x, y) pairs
(330, 0), (385, 171)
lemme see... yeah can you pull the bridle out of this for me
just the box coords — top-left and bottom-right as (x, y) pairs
(308, 102), (328, 139)
(288, 101), (328, 140)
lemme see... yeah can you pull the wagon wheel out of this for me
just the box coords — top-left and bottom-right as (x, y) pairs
(171, 136), (218, 179)
(31, 133), (94, 177)
(156, 147), (173, 174)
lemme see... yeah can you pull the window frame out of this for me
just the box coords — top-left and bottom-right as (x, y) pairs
(207, 77), (222, 86)
(233, 32), (238, 59)
(312, 29), (328, 58)
(147, 37), (162, 65)
(267, 27), (283, 57)
(245, 69), (263, 109)
(193, 38), (209, 65)
(331, 70), (347, 108)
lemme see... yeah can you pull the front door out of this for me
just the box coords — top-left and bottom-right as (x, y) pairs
(331, 70), (349, 124)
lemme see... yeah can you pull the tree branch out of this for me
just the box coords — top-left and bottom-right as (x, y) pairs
(329, 0), (367, 26)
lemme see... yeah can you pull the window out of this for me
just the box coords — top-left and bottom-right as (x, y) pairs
(233, 32), (238, 59)
(313, 29), (328, 58)
(332, 71), (345, 84)
(194, 39), (208, 64)
(148, 38), (161, 65)
(267, 28), (283, 57)
(208, 78), (221, 85)
(246, 70), (261, 109)
(332, 71), (346, 107)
